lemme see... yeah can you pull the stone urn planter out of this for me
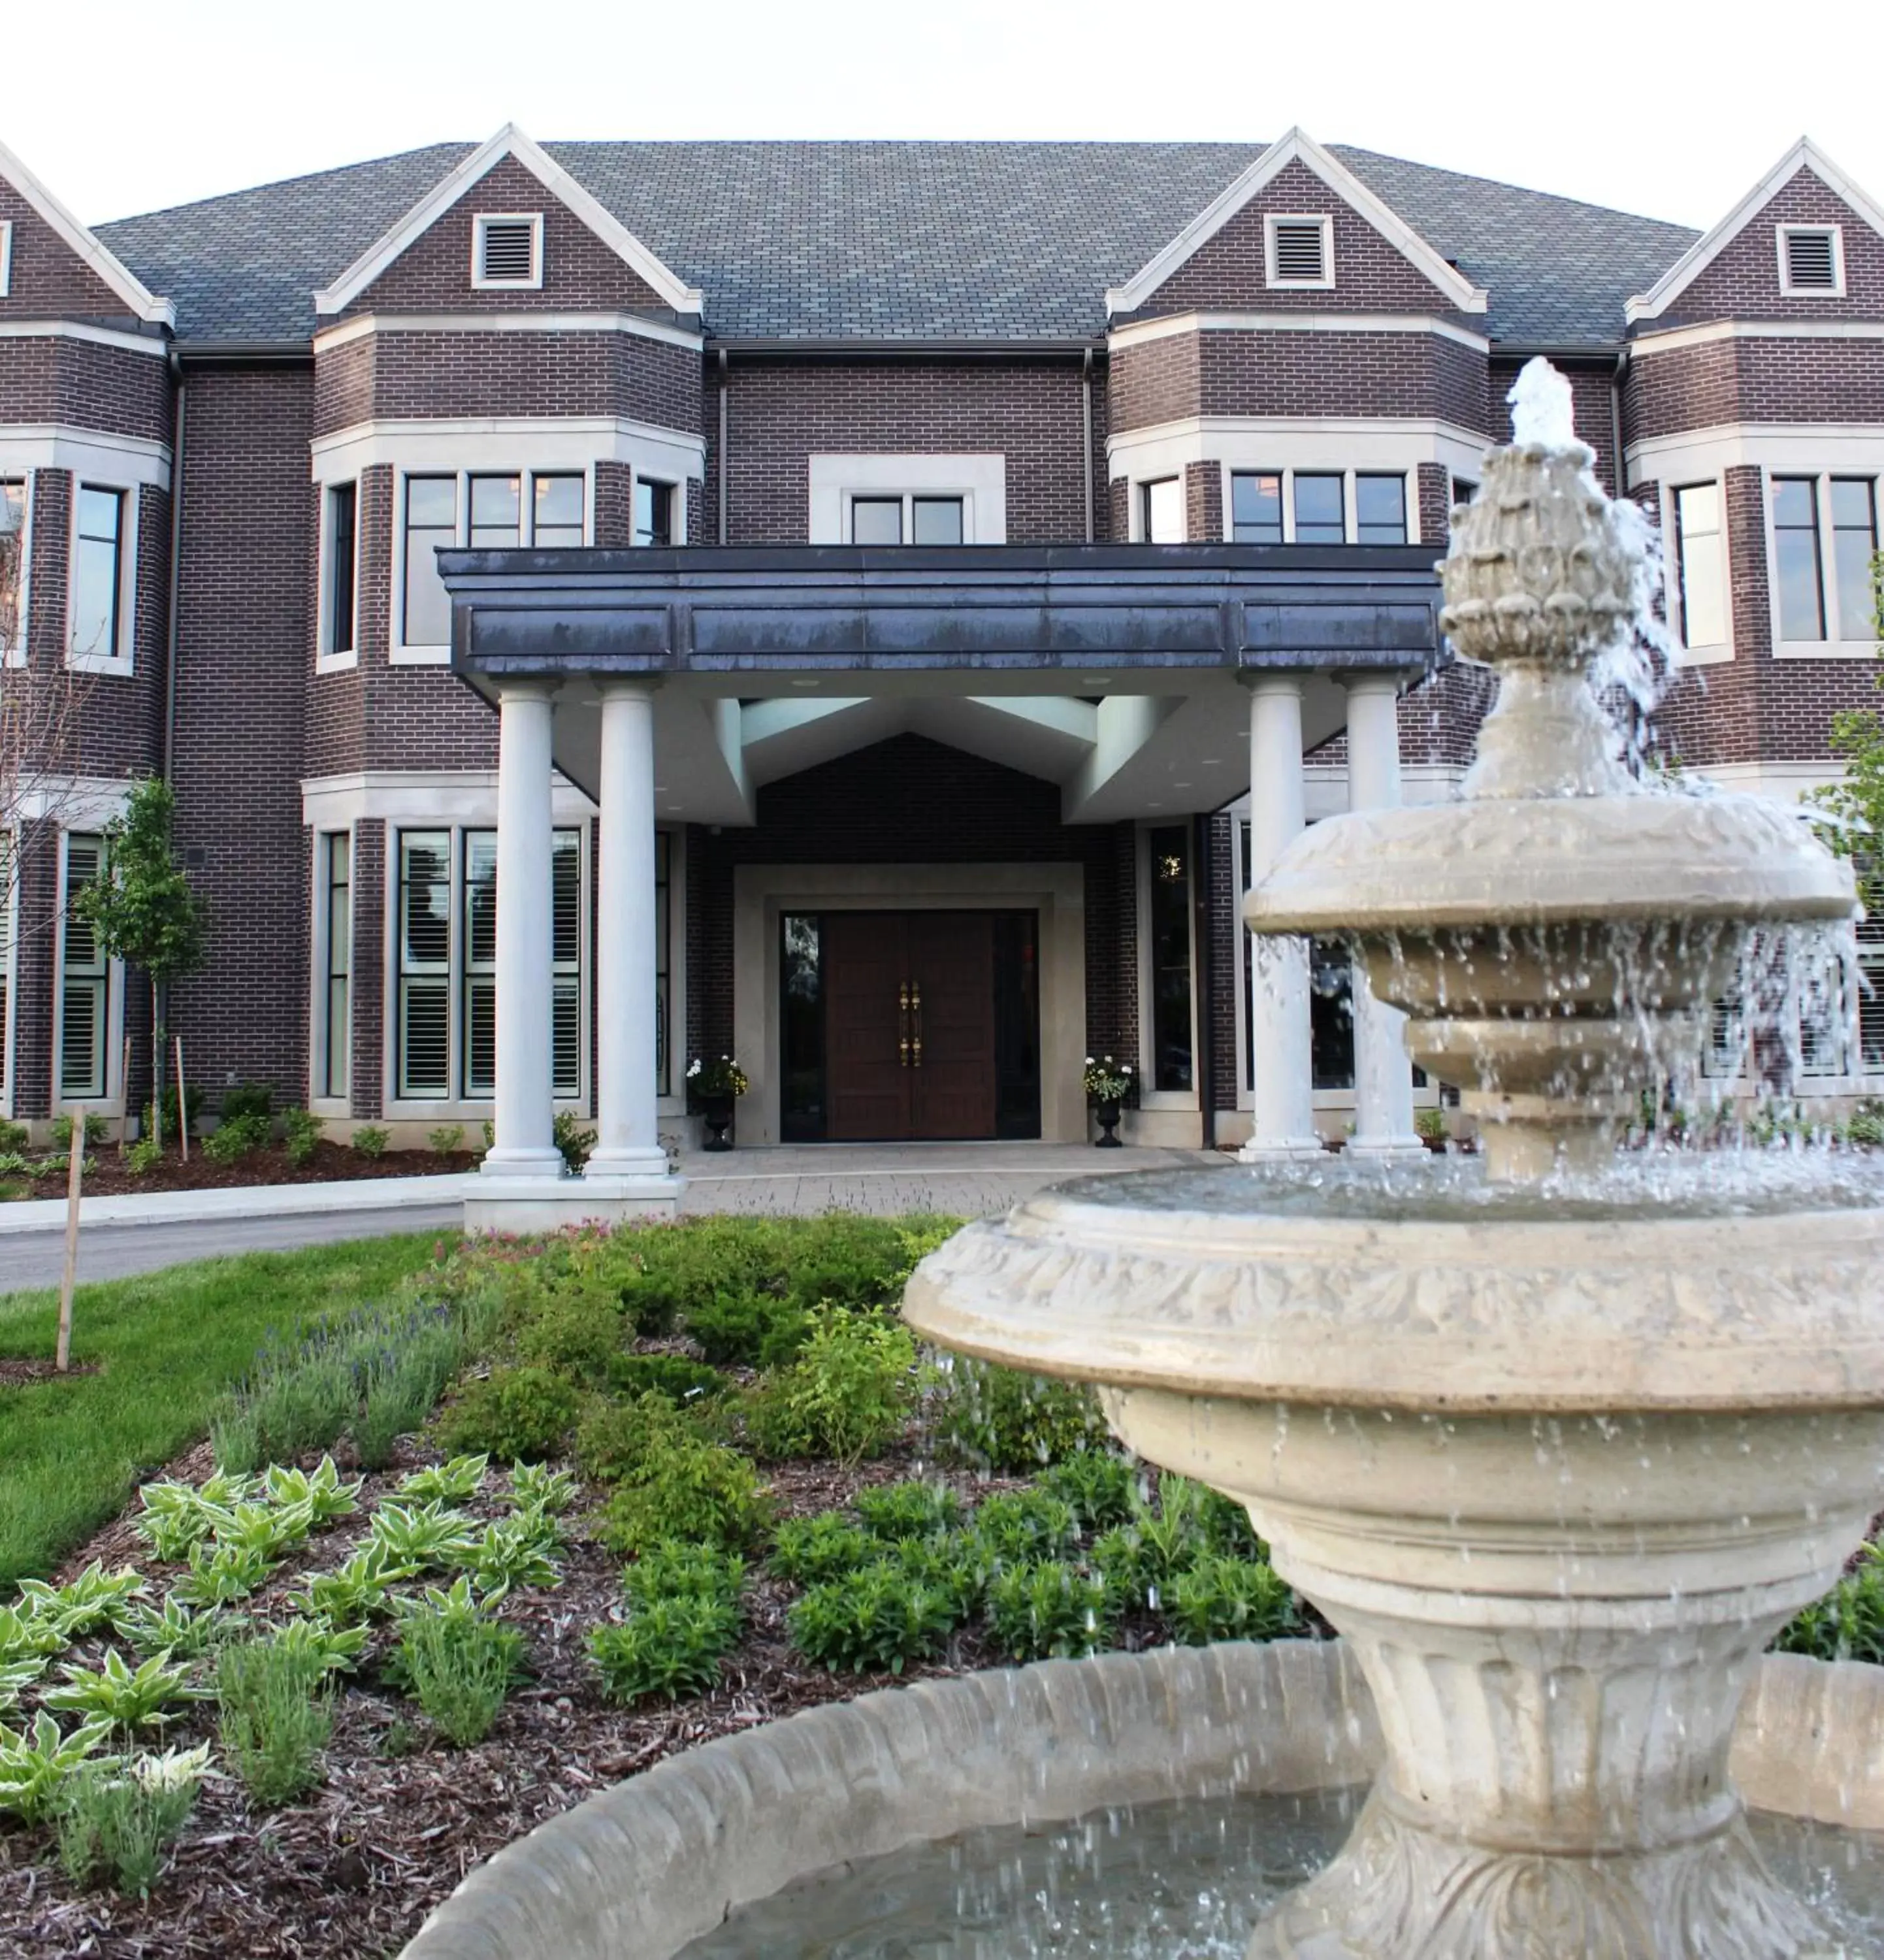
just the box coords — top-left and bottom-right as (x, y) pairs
(1092, 1100), (1123, 1148)
(699, 1094), (735, 1152)
(686, 1057), (748, 1156)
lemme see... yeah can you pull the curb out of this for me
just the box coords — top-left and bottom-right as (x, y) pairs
(0, 1173), (470, 1235)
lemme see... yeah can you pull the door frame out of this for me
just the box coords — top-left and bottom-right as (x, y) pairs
(732, 862), (1087, 1146)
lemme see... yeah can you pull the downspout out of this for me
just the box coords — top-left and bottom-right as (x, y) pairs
(1609, 348), (1628, 504)
(1081, 348), (1095, 544)
(162, 351), (186, 779)
(1195, 812), (1216, 1151)
(717, 348), (729, 546)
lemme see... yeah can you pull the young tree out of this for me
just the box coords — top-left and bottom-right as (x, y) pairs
(1807, 551), (1884, 915)
(76, 777), (208, 1136)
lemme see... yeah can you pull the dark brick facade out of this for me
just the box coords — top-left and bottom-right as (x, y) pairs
(1662, 169), (1884, 327)
(0, 178), (133, 323)
(0, 336), (169, 443)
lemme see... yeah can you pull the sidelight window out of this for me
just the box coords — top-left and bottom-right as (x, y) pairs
(58, 833), (110, 1100)
(71, 485), (129, 668)
(319, 831), (351, 1100)
(0, 480), (23, 662)
(1145, 826), (1194, 1094)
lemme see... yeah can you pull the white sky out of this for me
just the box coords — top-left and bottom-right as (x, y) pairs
(9, 0), (1883, 235)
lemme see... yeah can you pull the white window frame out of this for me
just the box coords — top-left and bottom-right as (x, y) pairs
(391, 464), (596, 664)
(0, 472), (28, 669)
(1134, 820), (1199, 1113)
(317, 481), (360, 674)
(51, 828), (125, 1118)
(380, 819), (592, 1119)
(471, 212), (545, 292)
(1220, 466), (1420, 546)
(0, 221), (12, 299)
(309, 827), (353, 1114)
(807, 454), (1006, 545)
(1135, 475), (1186, 544)
(67, 481), (136, 676)
(1776, 223), (1845, 299)
(1264, 213), (1335, 292)
(841, 491), (970, 547)
(1665, 478), (1732, 666)
(1764, 469), (1884, 657)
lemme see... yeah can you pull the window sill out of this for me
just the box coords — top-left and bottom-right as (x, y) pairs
(1136, 1089), (1201, 1112)
(1776, 640), (1877, 661)
(389, 645), (451, 667)
(316, 651), (359, 676)
(67, 652), (133, 678)
(1672, 642), (1734, 668)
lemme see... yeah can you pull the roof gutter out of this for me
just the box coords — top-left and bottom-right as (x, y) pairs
(170, 338), (314, 366)
(704, 335), (1104, 361)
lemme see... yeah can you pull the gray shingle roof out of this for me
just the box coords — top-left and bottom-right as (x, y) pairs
(94, 139), (1698, 349)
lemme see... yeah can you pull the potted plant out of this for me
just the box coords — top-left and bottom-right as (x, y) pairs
(687, 1055), (749, 1152)
(1082, 1055), (1135, 1149)
(1415, 1106), (1449, 1153)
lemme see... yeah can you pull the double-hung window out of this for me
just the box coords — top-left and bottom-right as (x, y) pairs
(318, 832), (351, 1100)
(395, 826), (584, 1103)
(71, 485), (128, 668)
(400, 470), (587, 653)
(847, 493), (964, 545)
(1228, 470), (1414, 546)
(0, 480), (24, 662)
(1672, 482), (1728, 653)
(59, 834), (110, 1100)
(321, 483), (358, 662)
(1772, 475), (1881, 647)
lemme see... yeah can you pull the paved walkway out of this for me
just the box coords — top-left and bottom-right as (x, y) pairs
(0, 1143), (1212, 1291)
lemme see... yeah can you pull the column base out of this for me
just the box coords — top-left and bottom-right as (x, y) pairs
(1342, 1136), (1431, 1165)
(1237, 1137), (1329, 1164)
(479, 1147), (568, 1180)
(584, 1145), (675, 1180)
(463, 1170), (684, 1234)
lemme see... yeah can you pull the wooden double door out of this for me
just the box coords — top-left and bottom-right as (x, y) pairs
(823, 911), (1000, 1141)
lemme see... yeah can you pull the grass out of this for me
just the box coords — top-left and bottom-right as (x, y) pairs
(0, 1235), (448, 1588)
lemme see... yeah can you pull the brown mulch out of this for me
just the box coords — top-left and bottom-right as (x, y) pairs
(0, 1423), (1058, 1959)
(3, 1143), (478, 1203)
(0, 1360), (101, 1387)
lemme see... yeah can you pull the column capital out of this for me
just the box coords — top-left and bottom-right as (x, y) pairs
(494, 676), (560, 704)
(1340, 668), (1405, 700)
(594, 675), (664, 701)
(1239, 669), (1306, 698)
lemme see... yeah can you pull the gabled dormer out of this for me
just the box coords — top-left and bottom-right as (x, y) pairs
(1105, 128), (1486, 321)
(1626, 137), (1884, 327)
(313, 124), (704, 322)
(0, 137), (173, 327)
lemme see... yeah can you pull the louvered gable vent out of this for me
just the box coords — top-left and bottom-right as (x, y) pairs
(475, 214), (541, 288)
(1781, 226), (1839, 293)
(1267, 216), (1331, 289)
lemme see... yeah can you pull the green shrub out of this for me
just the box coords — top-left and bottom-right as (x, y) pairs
(621, 1541), (745, 1609)
(395, 1605), (525, 1745)
(216, 1636), (333, 1807)
(788, 1563), (959, 1674)
(604, 1352), (728, 1405)
(126, 1135), (165, 1175)
(438, 1366), (579, 1463)
(575, 1392), (696, 1484)
(428, 1124), (466, 1154)
(594, 1435), (771, 1558)
(589, 1596), (739, 1703)
(515, 1287), (623, 1382)
(970, 1490), (1079, 1565)
(1414, 1106), (1448, 1143)
(0, 1149), (31, 1177)
(1166, 1554), (1301, 1646)
(202, 1111), (272, 1164)
(1039, 1450), (1137, 1531)
(57, 1752), (204, 1897)
(987, 1560), (1113, 1661)
(1844, 1101), (1884, 1148)
(51, 1113), (111, 1151)
(280, 1106), (321, 1166)
(220, 1082), (273, 1123)
(553, 1110), (596, 1173)
(1774, 1547), (1884, 1664)
(744, 1309), (918, 1464)
(855, 1480), (963, 1541)
(882, 1534), (991, 1619)
(930, 1357), (1106, 1472)
(687, 1289), (807, 1369)
(352, 1124), (389, 1157)
(0, 1119), (27, 1152)
(770, 1512), (878, 1585)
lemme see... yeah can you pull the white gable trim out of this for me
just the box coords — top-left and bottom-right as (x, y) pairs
(1625, 137), (1884, 325)
(1104, 128), (1486, 318)
(312, 123), (704, 319)
(0, 139), (174, 327)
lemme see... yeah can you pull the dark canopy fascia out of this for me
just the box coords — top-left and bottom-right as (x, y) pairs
(442, 542), (1441, 692)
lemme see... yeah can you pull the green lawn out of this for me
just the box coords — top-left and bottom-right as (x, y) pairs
(0, 1235), (449, 1588)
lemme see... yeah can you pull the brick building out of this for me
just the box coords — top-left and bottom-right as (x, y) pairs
(1, 125), (1879, 1198)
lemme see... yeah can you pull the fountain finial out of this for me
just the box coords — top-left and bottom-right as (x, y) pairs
(1506, 353), (1578, 448)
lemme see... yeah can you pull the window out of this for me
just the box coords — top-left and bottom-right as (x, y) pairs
(323, 483), (357, 660)
(402, 471), (587, 649)
(395, 825), (584, 1103)
(71, 485), (126, 665)
(654, 830), (672, 1096)
(1292, 474), (1345, 545)
(1265, 214), (1333, 289)
(0, 221), (12, 299)
(1355, 474), (1408, 546)
(1141, 477), (1183, 544)
(1230, 472), (1283, 544)
(0, 831), (12, 1105)
(473, 213), (544, 289)
(1450, 475), (1479, 510)
(59, 834), (109, 1101)
(1146, 826), (1193, 1093)
(319, 832), (351, 1100)
(634, 478), (675, 547)
(1772, 476), (1825, 642)
(1777, 225), (1843, 297)
(1308, 939), (1356, 1090)
(1673, 482), (1727, 650)
(845, 493), (964, 545)
(0, 480), (23, 662)
(1831, 480), (1879, 644)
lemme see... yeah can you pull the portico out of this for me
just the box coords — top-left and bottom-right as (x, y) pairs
(442, 543), (1440, 1228)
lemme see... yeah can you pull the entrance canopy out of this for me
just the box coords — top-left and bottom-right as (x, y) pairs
(442, 543), (1440, 825)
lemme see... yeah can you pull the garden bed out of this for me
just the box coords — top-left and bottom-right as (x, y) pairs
(0, 1141), (477, 1203)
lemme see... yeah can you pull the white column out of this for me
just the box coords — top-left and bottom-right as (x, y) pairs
(482, 682), (564, 1180)
(1239, 676), (1324, 1161)
(1344, 672), (1426, 1161)
(586, 683), (674, 1183)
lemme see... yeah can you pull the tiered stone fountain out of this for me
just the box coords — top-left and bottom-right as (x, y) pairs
(904, 363), (1884, 1957)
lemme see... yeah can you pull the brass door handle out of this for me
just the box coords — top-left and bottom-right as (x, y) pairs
(898, 983), (911, 1067)
(911, 982), (922, 1067)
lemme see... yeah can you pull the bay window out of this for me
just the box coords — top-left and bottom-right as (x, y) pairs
(400, 470), (587, 653)
(1227, 469), (1416, 546)
(1772, 474), (1881, 647)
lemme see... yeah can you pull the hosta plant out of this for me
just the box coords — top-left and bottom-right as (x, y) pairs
(263, 1458), (363, 1526)
(133, 1484), (221, 1563)
(368, 1501), (479, 1570)
(267, 1616), (370, 1678)
(0, 1712), (118, 1823)
(45, 1650), (208, 1732)
(0, 1658), (47, 1715)
(289, 1542), (420, 1625)
(0, 1605), (67, 1667)
(120, 1597), (236, 1663)
(453, 1518), (562, 1602)
(212, 1499), (314, 1560)
(172, 1539), (274, 1608)
(506, 1462), (577, 1516)
(396, 1454), (489, 1505)
(14, 1564), (146, 1642)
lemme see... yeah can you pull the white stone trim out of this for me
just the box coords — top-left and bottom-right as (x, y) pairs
(1626, 137), (1884, 323)
(1775, 223), (1847, 299)
(314, 308), (704, 354)
(313, 123), (702, 318)
(1624, 424), (1884, 489)
(64, 477), (138, 677)
(1629, 318), (1884, 355)
(806, 453), (1007, 545)
(1108, 414), (1489, 489)
(0, 318), (171, 357)
(471, 212), (544, 292)
(312, 416), (703, 486)
(1691, 760), (1848, 802)
(11, 774), (135, 829)
(300, 769), (597, 829)
(1107, 309), (1489, 353)
(730, 863), (1087, 1147)
(0, 427), (171, 494)
(1105, 127), (1486, 318)
(0, 137), (175, 327)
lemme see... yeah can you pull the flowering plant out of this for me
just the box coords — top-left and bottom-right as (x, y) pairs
(687, 1055), (749, 1099)
(1081, 1055), (1135, 1103)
